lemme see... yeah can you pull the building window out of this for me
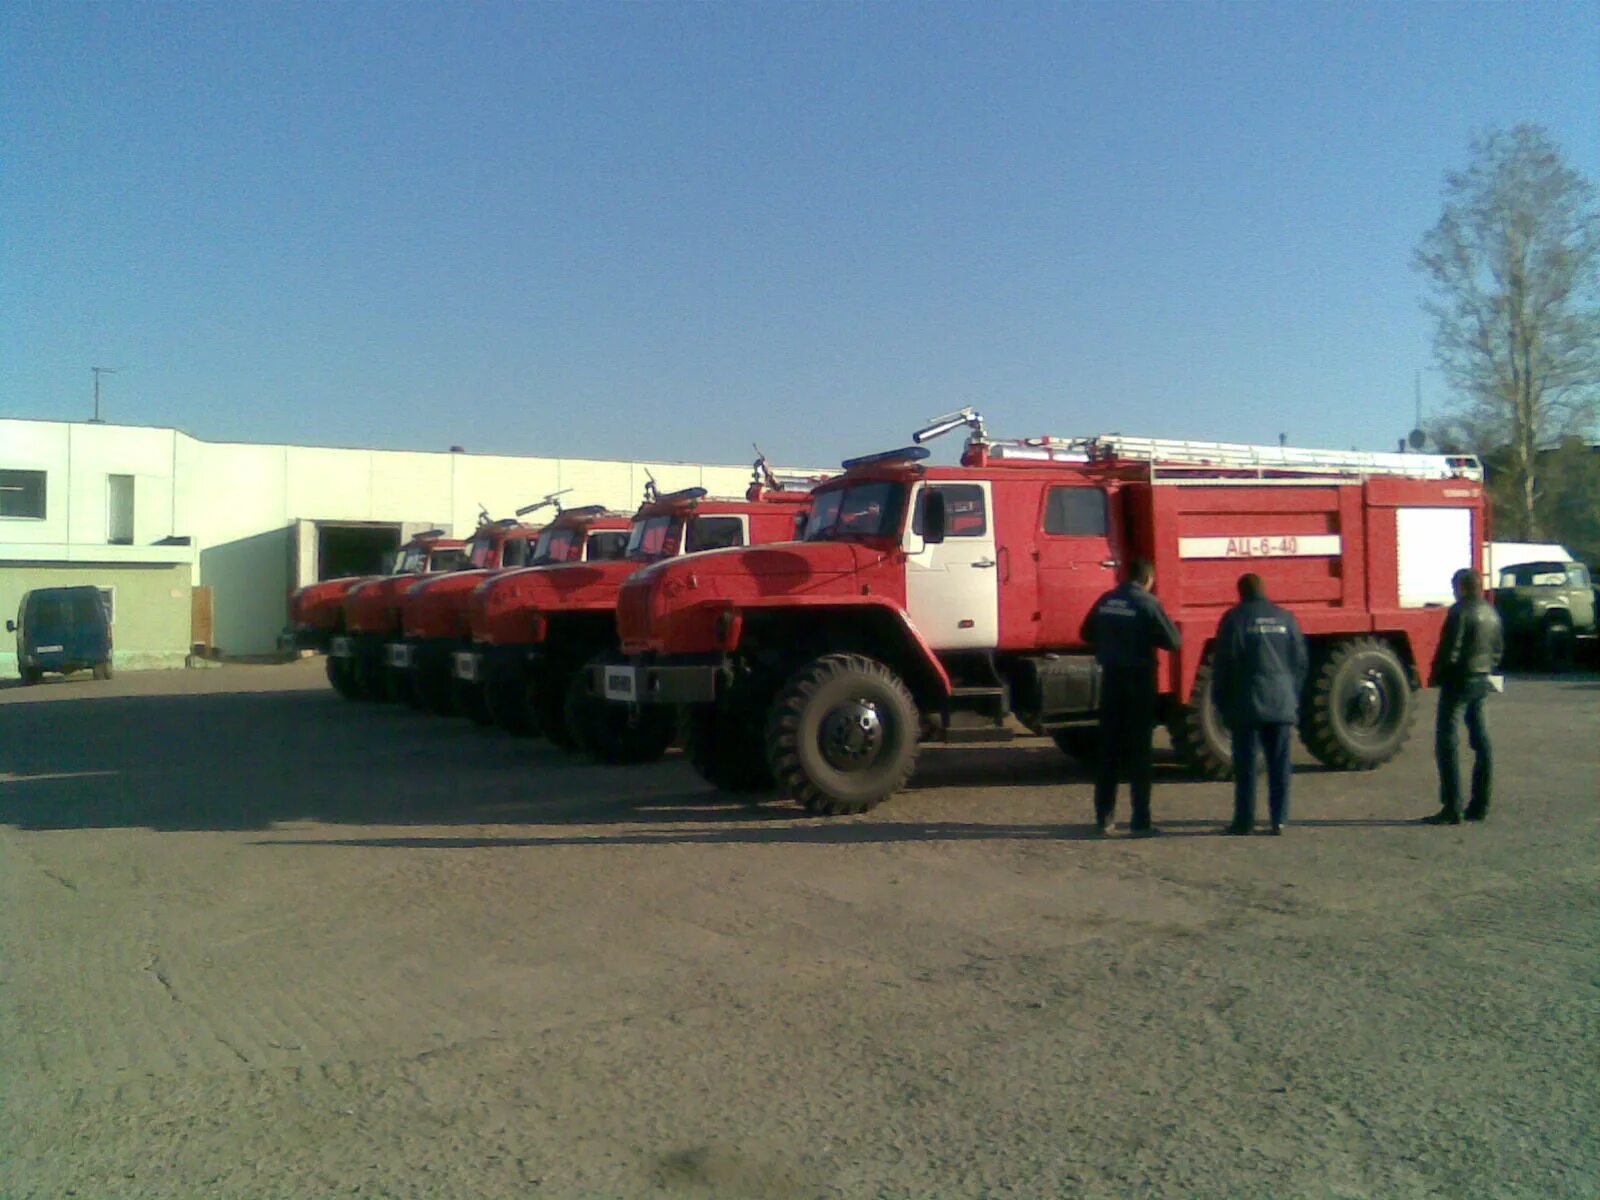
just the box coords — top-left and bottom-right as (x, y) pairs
(0, 469), (47, 519)
(108, 474), (135, 544)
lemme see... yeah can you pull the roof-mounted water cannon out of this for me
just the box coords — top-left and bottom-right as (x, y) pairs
(557, 504), (611, 523)
(913, 407), (986, 447)
(516, 488), (574, 519)
(752, 444), (781, 492)
(642, 468), (660, 505)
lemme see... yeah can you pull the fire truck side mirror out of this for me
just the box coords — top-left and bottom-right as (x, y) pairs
(922, 490), (947, 545)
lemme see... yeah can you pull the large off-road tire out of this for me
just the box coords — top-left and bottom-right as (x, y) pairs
(538, 665), (576, 749)
(92, 659), (113, 681)
(416, 656), (459, 717)
(487, 674), (539, 736)
(767, 653), (919, 816)
(391, 663), (424, 710)
(687, 701), (774, 794)
(1299, 637), (1414, 770)
(456, 679), (495, 726)
(564, 658), (677, 764)
(1049, 725), (1102, 765)
(352, 648), (388, 702)
(325, 655), (362, 700)
(1168, 658), (1233, 780)
(1537, 615), (1575, 672)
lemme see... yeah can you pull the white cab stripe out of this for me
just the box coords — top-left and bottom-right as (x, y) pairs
(1178, 535), (1342, 559)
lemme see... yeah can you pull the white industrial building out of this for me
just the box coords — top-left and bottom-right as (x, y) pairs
(1, 417), (816, 675)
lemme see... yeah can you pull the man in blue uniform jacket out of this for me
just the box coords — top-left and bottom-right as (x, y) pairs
(1212, 573), (1308, 836)
(1081, 558), (1182, 836)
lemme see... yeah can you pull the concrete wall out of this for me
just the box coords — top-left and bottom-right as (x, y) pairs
(0, 562), (191, 676)
(2, 418), (825, 660)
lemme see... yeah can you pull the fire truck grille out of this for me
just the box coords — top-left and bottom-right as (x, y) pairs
(616, 584), (652, 644)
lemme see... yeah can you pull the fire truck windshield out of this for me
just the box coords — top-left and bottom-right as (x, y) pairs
(397, 547), (429, 573)
(535, 527), (580, 563)
(467, 537), (497, 568)
(627, 515), (682, 559)
(805, 481), (903, 540)
(499, 538), (533, 568)
(426, 548), (467, 573)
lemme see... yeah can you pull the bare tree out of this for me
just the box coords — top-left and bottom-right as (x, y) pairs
(1415, 125), (1600, 539)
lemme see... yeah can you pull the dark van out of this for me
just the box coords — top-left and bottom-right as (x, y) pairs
(8, 586), (114, 684)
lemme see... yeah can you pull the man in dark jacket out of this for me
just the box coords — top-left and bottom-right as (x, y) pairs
(1212, 573), (1308, 836)
(1425, 568), (1504, 824)
(1080, 557), (1182, 836)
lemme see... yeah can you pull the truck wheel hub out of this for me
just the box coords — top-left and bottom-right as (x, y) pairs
(820, 700), (884, 770)
(1350, 673), (1387, 727)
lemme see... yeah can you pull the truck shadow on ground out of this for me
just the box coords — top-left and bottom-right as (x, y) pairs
(0, 688), (1417, 836)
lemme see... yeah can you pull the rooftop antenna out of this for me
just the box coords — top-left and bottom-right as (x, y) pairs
(90, 366), (120, 423)
(1407, 370), (1426, 451)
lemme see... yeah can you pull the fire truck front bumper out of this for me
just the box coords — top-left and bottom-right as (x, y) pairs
(454, 643), (542, 686)
(288, 624), (334, 653)
(594, 654), (725, 706)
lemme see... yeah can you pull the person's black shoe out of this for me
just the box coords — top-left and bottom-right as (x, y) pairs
(1421, 809), (1462, 826)
(1128, 823), (1160, 838)
(1463, 807), (1488, 822)
(1222, 821), (1253, 836)
(1094, 820), (1117, 836)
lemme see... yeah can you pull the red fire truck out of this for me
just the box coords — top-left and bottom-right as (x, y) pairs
(454, 504), (635, 731)
(296, 529), (467, 699)
(383, 508), (561, 715)
(461, 474), (815, 758)
(603, 410), (1487, 814)
(400, 504), (632, 722)
(329, 530), (468, 701)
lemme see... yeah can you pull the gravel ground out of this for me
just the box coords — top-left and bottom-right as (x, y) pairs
(1, 660), (1595, 1199)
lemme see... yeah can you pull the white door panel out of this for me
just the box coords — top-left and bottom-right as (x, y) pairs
(904, 481), (1000, 650)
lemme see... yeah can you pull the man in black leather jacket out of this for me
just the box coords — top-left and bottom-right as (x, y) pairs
(1425, 568), (1504, 824)
(1213, 574), (1308, 836)
(1081, 558), (1182, 836)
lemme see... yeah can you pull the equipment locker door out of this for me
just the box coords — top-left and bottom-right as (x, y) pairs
(905, 481), (1000, 650)
(1036, 485), (1119, 646)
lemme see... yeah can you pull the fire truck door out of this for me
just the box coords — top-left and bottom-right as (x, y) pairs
(904, 481), (1000, 650)
(1036, 485), (1118, 646)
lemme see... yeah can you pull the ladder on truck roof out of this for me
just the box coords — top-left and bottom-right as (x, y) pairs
(982, 433), (1483, 482)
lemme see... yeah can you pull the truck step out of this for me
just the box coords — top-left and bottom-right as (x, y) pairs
(946, 685), (1009, 723)
(937, 726), (1017, 745)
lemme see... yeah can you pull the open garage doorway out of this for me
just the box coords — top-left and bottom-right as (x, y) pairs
(314, 523), (401, 582)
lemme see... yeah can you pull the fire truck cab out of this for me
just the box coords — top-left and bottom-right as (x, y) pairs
(605, 410), (1486, 814)
(454, 504), (634, 728)
(382, 514), (553, 714)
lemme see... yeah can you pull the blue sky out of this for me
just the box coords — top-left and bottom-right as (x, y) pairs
(3, 2), (1595, 468)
